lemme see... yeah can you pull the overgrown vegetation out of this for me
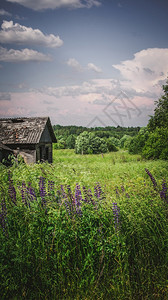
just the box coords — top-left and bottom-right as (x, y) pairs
(53, 124), (140, 152)
(1, 150), (168, 299)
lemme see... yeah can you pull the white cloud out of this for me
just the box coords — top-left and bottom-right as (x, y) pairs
(0, 9), (12, 16)
(66, 58), (82, 71)
(0, 46), (52, 62)
(66, 58), (102, 73)
(87, 62), (102, 73)
(6, 0), (101, 11)
(113, 48), (168, 93)
(0, 20), (63, 48)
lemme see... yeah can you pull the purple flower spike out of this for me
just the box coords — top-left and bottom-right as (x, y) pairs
(112, 202), (120, 233)
(21, 182), (28, 206)
(75, 184), (82, 215)
(160, 179), (168, 202)
(145, 168), (157, 190)
(39, 177), (47, 208)
(94, 182), (104, 200)
(48, 180), (55, 195)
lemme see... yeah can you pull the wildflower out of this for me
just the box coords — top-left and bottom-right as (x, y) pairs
(83, 186), (92, 204)
(21, 182), (28, 206)
(48, 180), (55, 195)
(160, 179), (168, 202)
(75, 184), (82, 215)
(27, 182), (37, 201)
(94, 182), (104, 200)
(39, 177), (47, 208)
(115, 187), (120, 197)
(145, 168), (157, 190)
(112, 202), (120, 232)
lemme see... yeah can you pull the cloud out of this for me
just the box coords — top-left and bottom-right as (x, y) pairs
(6, 0), (101, 11)
(66, 58), (102, 73)
(0, 9), (12, 16)
(0, 92), (11, 100)
(0, 46), (52, 62)
(0, 20), (63, 48)
(66, 58), (82, 71)
(87, 62), (102, 73)
(113, 48), (168, 93)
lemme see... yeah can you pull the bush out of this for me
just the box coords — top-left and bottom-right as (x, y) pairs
(142, 127), (168, 160)
(106, 138), (118, 152)
(120, 135), (133, 149)
(129, 127), (149, 154)
(75, 131), (108, 154)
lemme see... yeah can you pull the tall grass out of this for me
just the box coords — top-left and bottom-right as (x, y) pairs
(0, 150), (168, 299)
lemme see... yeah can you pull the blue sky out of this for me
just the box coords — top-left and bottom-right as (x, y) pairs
(0, 0), (168, 127)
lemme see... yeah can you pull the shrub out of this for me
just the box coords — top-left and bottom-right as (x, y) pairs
(142, 127), (168, 160)
(129, 127), (149, 154)
(75, 131), (108, 154)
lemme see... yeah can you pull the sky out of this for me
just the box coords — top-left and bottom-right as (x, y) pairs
(0, 0), (168, 127)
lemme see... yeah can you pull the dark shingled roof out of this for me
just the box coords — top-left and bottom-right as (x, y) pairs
(0, 117), (56, 144)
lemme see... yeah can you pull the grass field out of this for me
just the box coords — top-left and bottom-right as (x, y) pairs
(0, 149), (168, 299)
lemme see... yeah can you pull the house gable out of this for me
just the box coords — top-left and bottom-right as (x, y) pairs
(0, 116), (56, 164)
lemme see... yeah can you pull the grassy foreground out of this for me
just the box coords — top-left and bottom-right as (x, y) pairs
(0, 150), (168, 299)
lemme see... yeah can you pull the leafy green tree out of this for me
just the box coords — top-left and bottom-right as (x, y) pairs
(120, 135), (132, 149)
(106, 137), (119, 152)
(142, 127), (168, 160)
(75, 131), (108, 154)
(148, 79), (168, 131)
(129, 127), (149, 154)
(66, 134), (76, 149)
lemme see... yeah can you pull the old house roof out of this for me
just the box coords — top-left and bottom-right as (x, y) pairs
(0, 117), (56, 144)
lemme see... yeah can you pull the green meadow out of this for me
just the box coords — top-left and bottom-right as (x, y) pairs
(0, 149), (168, 299)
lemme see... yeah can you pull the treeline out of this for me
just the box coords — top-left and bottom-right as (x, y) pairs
(53, 124), (140, 151)
(53, 79), (168, 158)
(129, 80), (168, 160)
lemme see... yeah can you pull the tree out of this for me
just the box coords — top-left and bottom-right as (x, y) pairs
(75, 131), (108, 154)
(66, 134), (76, 149)
(106, 137), (119, 152)
(129, 127), (149, 154)
(148, 79), (168, 131)
(142, 127), (168, 160)
(120, 135), (132, 149)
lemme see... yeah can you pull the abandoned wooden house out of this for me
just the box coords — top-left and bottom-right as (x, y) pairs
(0, 141), (14, 165)
(0, 117), (57, 164)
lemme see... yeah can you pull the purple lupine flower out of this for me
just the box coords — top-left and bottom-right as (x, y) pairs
(48, 180), (55, 195)
(88, 188), (95, 205)
(121, 185), (125, 193)
(0, 198), (7, 235)
(66, 185), (75, 215)
(94, 183), (104, 200)
(112, 202), (120, 233)
(82, 186), (91, 203)
(160, 179), (168, 203)
(27, 182), (37, 201)
(8, 171), (16, 205)
(145, 168), (157, 189)
(74, 184), (82, 215)
(39, 177), (47, 208)
(21, 181), (28, 206)
(115, 187), (120, 197)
